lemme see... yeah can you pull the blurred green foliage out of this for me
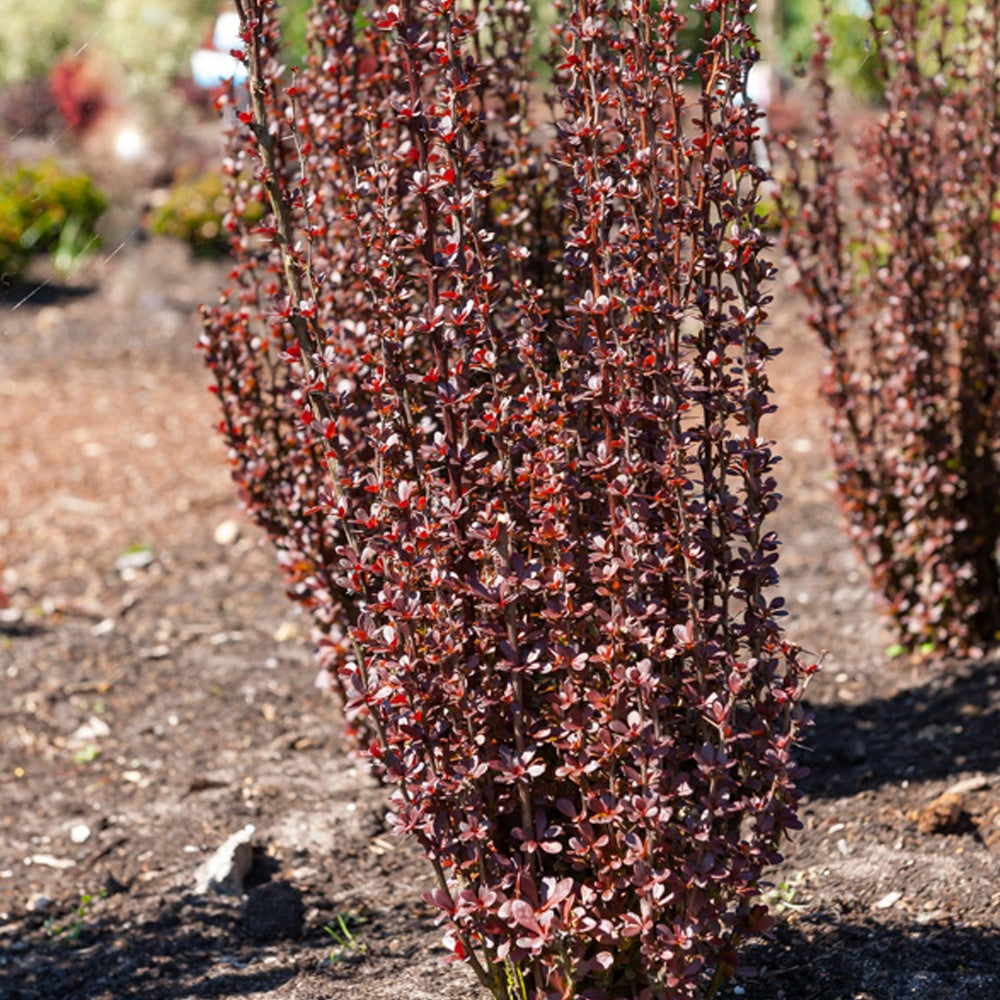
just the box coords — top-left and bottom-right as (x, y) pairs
(0, 0), (91, 87)
(280, 0), (315, 65)
(148, 169), (262, 258)
(0, 161), (106, 280)
(783, 1), (981, 101)
(782, 1), (883, 100)
(0, 0), (220, 100)
(0, 0), (325, 103)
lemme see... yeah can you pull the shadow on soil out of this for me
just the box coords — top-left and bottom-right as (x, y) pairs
(802, 651), (1000, 800)
(0, 619), (46, 638)
(733, 919), (1000, 1000)
(0, 895), (304, 1000)
(0, 277), (96, 307)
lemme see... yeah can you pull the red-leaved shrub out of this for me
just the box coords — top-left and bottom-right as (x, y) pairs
(200, 0), (813, 995)
(49, 56), (109, 134)
(778, 1), (1000, 657)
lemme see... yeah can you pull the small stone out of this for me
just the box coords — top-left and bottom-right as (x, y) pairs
(26, 894), (51, 913)
(69, 823), (91, 844)
(115, 547), (155, 572)
(0, 606), (23, 625)
(194, 824), (255, 896)
(874, 890), (902, 910)
(945, 774), (990, 797)
(213, 519), (242, 547)
(273, 621), (300, 643)
(71, 716), (111, 744)
(242, 880), (304, 941)
(917, 791), (965, 835)
(27, 854), (75, 870)
(35, 307), (61, 335)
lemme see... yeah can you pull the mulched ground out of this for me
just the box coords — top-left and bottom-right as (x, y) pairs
(1, 209), (998, 998)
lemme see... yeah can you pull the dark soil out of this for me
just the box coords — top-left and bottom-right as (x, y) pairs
(2, 185), (998, 1000)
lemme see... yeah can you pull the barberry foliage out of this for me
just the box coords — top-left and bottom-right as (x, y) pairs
(778, 0), (1000, 657)
(200, 0), (812, 996)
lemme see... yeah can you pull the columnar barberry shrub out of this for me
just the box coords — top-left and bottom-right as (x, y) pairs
(778, 1), (1000, 657)
(201, 0), (812, 995)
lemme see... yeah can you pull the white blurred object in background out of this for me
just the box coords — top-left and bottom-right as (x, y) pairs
(739, 61), (783, 174)
(112, 122), (147, 162)
(191, 11), (246, 89)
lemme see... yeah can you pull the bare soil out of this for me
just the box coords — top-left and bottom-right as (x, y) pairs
(1, 231), (998, 999)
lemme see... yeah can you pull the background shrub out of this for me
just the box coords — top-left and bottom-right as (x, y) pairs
(0, 0), (87, 88)
(0, 0), (322, 104)
(0, 161), (106, 281)
(48, 56), (110, 134)
(149, 169), (263, 258)
(202, 0), (812, 996)
(779, 0), (883, 100)
(777, 0), (1000, 657)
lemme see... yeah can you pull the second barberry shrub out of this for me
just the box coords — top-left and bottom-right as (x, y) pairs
(778, 1), (1000, 657)
(201, 0), (812, 996)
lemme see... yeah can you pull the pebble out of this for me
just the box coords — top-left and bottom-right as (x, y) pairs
(193, 824), (256, 896)
(35, 307), (61, 335)
(874, 890), (902, 910)
(71, 716), (111, 744)
(273, 621), (300, 643)
(26, 894), (51, 913)
(115, 548), (155, 572)
(945, 774), (990, 797)
(69, 823), (92, 844)
(213, 519), (242, 547)
(27, 854), (74, 870)
(917, 791), (965, 835)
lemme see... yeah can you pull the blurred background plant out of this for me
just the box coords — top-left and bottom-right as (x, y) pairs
(0, 0), (92, 90)
(0, 160), (106, 281)
(0, 0), (219, 105)
(147, 167), (262, 257)
(781, 0), (882, 100)
(0, 1), (314, 107)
